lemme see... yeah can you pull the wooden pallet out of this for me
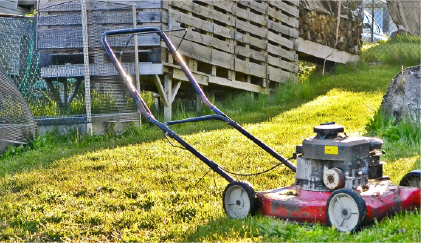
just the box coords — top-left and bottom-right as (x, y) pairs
(165, 0), (299, 91)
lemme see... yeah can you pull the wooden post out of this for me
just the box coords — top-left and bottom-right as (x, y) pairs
(371, 0), (374, 43)
(133, 4), (142, 128)
(154, 74), (180, 122)
(81, 0), (92, 135)
(196, 90), (202, 112)
(153, 93), (160, 111)
(164, 74), (172, 122)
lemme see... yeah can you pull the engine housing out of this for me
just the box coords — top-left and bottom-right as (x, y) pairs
(295, 124), (384, 191)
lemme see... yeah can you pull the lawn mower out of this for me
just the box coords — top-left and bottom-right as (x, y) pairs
(102, 27), (420, 232)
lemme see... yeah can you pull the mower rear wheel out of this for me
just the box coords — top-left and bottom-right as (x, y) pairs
(400, 170), (421, 188)
(223, 181), (257, 219)
(327, 189), (366, 232)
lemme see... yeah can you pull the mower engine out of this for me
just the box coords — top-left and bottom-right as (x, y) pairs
(295, 124), (384, 191)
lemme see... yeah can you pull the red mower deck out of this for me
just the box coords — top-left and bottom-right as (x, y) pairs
(258, 181), (421, 225)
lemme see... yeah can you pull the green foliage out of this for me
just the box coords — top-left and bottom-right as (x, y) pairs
(91, 89), (118, 114)
(366, 109), (420, 163)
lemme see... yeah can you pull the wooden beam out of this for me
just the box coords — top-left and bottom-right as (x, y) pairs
(153, 75), (169, 106)
(133, 4), (141, 128)
(295, 38), (360, 64)
(45, 79), (64, 109)
(164, 74), (172, 122)
(171, 81), (181, 102)
(81, 0), (92, 134)
(68, 78), (82, 104)
(41, 63), (163, 78)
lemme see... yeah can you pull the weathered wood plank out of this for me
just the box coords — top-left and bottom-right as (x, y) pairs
(284, 0), (300, 7)
(235, 58), (266, 78)
(38, 11), (162, 26)
(170, 30), (212, 47)
(267, 43), (297, 62)
(212, 37), (233, 53)
(234, 32), (267, 49)
(267, 0), (299, 18)
(235, 19), (267, 38)
(38, 14), (81, 26)
(267, 31), (294, 50)
(233, 5), (266, 26)
(170, 30), (234, 53)
(170, 0), (234, 26)
(209, 76), (263, 93)
(39, 0), (162, 11)
(170, 36), (212, 63)
(209, 0), (234, 13)
(211, 49), (234, 70)
(267, 7), (299, 28)
(41, 63), (163, 78)
(0, 0), (17, 10)
(37, 25), (161, 49)
(172, 68), (208, 85)
(267, 65), (292, 83)
(169, 10), (231, 38)
(234, 45), (266, 62)
(267, 20), (299, 38)
(234, 0), (267, 14)
(295, 38), (360, 64)
(267, 55), (298, 73)
(91, 112), (140, 123)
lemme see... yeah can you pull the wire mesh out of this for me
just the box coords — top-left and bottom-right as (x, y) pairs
(362, 0), (420, 65)
(86, 1), (138, 114)
(36, 0), (155, 117)
(0, 16), (38, 150)
(0, 64), (36, 152)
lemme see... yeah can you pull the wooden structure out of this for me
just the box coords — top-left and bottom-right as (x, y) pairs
(0, 0), (34, 15)
(296, 1), (362, 64)
(37, 0), (299, 126)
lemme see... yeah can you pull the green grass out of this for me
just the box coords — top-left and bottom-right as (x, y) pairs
(362, 34), (421, 66)
(0, 62), (420, 242)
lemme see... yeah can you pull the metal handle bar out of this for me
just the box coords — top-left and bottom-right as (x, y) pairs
(101, 27), (296, 179)
(102, 27), (235, 183)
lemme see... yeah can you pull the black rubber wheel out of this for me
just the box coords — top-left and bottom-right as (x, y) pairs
(400, 170), (421, 188)
(326, 189), (367, 232)
(222, 181), (257, 219)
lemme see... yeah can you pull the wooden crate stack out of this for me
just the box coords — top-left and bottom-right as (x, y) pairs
(37, 0), (299, 122)
(165, 0), (299, 92)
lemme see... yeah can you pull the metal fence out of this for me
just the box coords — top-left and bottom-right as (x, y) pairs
(0, 1), (144, 131)
(362, 0), (420, 65)
(0, 16), (38, 150)
(0, 16), (42, 112)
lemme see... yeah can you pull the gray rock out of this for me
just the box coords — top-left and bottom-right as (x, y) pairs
(381, 65), (421, 123)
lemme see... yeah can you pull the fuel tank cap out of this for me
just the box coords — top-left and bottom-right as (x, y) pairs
(314, 124), (344, 139)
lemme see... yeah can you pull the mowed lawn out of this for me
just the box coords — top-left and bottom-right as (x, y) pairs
(0, 64), (420, 242)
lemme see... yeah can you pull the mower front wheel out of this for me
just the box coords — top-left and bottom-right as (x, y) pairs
(223, 181), (257, 219)
(399, 170), (421, 188)
(326, 189), (366, 232)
